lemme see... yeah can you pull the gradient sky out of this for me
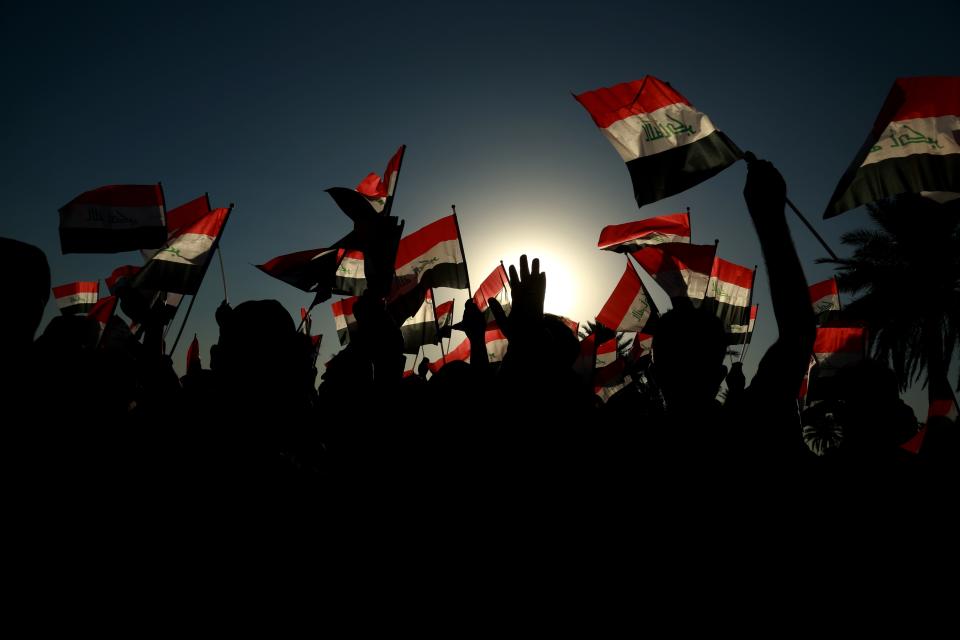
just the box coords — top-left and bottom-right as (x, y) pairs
(3, 1), (956, 416)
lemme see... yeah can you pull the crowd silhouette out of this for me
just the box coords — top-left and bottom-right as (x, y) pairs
(2, 159), (956, 516)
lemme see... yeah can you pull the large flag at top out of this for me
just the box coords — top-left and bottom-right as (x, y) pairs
(575, 76), (742, 208)
(597, 212), (691, 252)
(596, 259), (658, 333)
(59, 184), (167, 254)
(132, 207), (229, 295)
(824, 77), (960, 218)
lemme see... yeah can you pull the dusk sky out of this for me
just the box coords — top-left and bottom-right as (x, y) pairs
(3, 1), (955, 414)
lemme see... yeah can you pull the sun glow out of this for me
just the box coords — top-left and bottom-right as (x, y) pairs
(498, 249), (580, 320)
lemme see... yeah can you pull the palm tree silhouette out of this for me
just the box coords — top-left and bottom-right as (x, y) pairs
(819, 194), (960, 392)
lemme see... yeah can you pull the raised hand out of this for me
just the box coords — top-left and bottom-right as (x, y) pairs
(490, 254), (545, 342)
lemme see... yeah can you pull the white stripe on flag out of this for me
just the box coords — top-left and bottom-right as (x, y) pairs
(861, 115), (960, 167)
(602, 102), (718, 162)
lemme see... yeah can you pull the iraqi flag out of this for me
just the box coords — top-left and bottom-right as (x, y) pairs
(300, 307), (312, 336)
(473, 264), (511, 325)
(632, 242), (716, 305)
(705, 257), (754, 335)
(400, 289), (439, 354)
(575, 76), (742, 208)
(824, 77), (960, 218)
(388, 214), (469, 321)
(726, 304), (758, 346)
(133, 207), (229, 295)
(332, 296), (359, 346)
(327, 145), (406, 220)
(813, 326), (866, 375)
(596, 259), (658, 333)
(256, 231), (357, 302)
(53, 281), (99, 316)
(597, 212), (691, 252)
(59, 184), (167, 254)
(333, 248), (367, 296)
(809, 278), (841, 323)
(436, 299), (455, 338)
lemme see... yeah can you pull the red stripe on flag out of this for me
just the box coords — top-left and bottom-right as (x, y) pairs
(332, 295), (359, 319)
(474, 265), (509, 311)
(597, 213), (691, 249)
(814, 327), (865, 354)
(596, 260), (642, 330)
(710, 257), (754, 288)
(809, 278), (839, 303)
(574, 76), (691, 129)
(886, 77), (960, 122)
(169, 207), (229, 240)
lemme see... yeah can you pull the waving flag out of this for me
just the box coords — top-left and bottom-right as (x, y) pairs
(726, 304), (758, 346)
(104, 265), (141, 294)
(706, 257), (754, 334)
(53, 281), (99, 316)
(256, 232), (357, 301)
(596, 259), (658, 333)
(473, 264), (511, 325)
(813, 326), (866, 375)
(575, 76), (742, 208)
(401, 289), (439, 354)
(436, 299), (455, 338)
(632, 242), (716, 305)
(597, 212), (691, 252)
(133, 207), (229, 295)
(333, 248), (367, 296)
(388, 214), (469, 321)
(327, 145), (406, 220)
(332, 296), (359, 346)
(59, 184), (167, 253)
(825, 77), (960, 218)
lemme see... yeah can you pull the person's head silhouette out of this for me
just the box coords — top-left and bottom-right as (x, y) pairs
(651, 305), (727, 413)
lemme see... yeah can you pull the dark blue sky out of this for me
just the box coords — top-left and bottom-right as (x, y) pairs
(3, 1), (955, 412)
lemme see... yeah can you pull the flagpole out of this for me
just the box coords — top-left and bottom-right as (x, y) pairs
(743, 151), (839, 261)
(738, 266), (758, 363)
(217, 247), (228, 302)
(451, 205), (472, 296)
(168, 203), (235, 357)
